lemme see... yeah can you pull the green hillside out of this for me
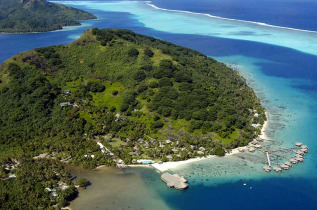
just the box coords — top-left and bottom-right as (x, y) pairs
(0, 0), (96, 33)
(0, 28), (266, 208)
(0, 28), (266, 160)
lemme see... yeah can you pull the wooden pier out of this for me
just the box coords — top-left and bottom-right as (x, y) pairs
(262, 142), (309, 173)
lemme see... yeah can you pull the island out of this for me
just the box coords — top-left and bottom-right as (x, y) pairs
(0, 0), (96, 33)
(0, 28), (266, 208)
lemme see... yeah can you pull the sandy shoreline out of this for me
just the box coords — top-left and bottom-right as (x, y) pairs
(150, 111), (270, 172)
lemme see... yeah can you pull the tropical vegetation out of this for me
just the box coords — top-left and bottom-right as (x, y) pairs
(0, 0), (96, 33)
(0, 28), (266, 208)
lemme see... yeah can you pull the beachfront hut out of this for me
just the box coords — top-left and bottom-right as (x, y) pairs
(273, 166), (282, 172)
(250, 140), (258, 145)
(137, 138), (145, 144)
(199, 147), (206, 151)
(295, 142), (303, 147)
(63, 90), (71, 95)
(255, 145), (262, 149)
(60, 102), (71, 107)
(248, 147), (256, 152)
(257, 138), (264, 142)
(166, 140), (172, 144)
(197, 151), (204, 155)
(172, 149), (178, 154)
(166, 155), (173, 160)
(238, 148), (245, 152)
(263, 166), (271, 172)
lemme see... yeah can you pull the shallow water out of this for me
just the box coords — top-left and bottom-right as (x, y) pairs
(1, 0), (317, 209)
(69, 166), (170, 210)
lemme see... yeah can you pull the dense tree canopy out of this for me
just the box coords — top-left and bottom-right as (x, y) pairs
(0, 28), (266, 207)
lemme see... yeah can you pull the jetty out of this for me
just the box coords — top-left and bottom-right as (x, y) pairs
(161, 172), (188, 190)
(262, 142), (309, 173)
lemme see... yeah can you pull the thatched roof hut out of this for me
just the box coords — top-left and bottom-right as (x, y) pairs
(295, 142), (303, 147)
(280, 164), (289, 170)
(301, 145), (308, 149)
(263, 166), (271, 172)
(273, 167), (282, 172)
(285, 161), (292, 167)
(238, 148), (245, 152)
(295, 157), (304, 162)
(255, 144), (262, 149)
(289, 158), (298, 164)
(300, 148), (308, 153)
(248, 147), (256, 152)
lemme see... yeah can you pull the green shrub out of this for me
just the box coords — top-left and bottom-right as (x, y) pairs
(144, 48), (154, 57)
(127, 47), (139, 57)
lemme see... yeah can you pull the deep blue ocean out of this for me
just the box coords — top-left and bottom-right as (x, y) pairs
(1, 0), (317, 209)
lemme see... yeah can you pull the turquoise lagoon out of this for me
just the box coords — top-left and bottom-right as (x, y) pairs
(1, 0), (317, 209)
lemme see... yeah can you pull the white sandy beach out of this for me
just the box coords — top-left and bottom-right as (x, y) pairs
(151, 112), (270, 172)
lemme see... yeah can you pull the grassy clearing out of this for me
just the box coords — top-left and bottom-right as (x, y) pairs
(215, 129), (240, 143)
(92, 81), (125, 109)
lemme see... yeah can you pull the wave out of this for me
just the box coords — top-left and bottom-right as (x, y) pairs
(144, 1), (317, 34)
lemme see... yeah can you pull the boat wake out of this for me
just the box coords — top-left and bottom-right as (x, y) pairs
(145, 1), (317, 34)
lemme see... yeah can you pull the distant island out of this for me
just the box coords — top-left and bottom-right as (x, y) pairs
(0, 0), (96, 33)
(0, 28), (265, 208)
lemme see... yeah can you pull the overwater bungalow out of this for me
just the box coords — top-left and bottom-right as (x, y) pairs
(296, 150), (305, 155)
(289, 158), (298, 164)
(285, 161), (292, 167)
(295, 157), (304, 162)
(273, 166), (282, 172)
(263, 166), (271, 172)
(300, 148), (308, 153)
(295, 154), (303, 158)
(295, 142), (303, 147)
(301, 145), (309, 149)
(280, 164), (289, 170)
